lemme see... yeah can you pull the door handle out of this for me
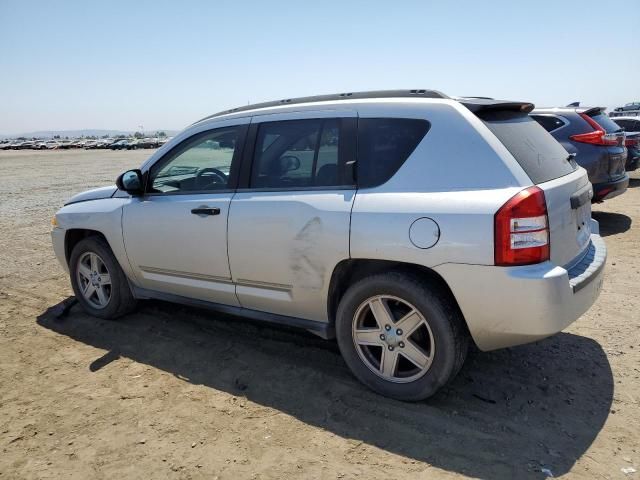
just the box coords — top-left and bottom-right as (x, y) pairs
(191, 207), (221, 216)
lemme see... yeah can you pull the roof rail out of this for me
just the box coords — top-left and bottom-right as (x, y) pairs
(193, 89), (449, 124)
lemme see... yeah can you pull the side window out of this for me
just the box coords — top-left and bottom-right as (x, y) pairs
(149, 126), (243, 193)
(357, 118), (430, 188)
(251, 119), (343, 188)
(530, 115), (565, 133)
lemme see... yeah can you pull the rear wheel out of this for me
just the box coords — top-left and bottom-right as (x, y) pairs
(69, 236), (136, 319)
(336, 271), (468, 401)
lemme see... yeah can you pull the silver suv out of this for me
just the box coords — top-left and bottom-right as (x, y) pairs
(51, 90), (606, 401)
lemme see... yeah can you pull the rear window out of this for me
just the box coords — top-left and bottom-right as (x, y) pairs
(357, 118), (430, 188)
(482, 112), (576, 184)
(588, 112), (622, 134)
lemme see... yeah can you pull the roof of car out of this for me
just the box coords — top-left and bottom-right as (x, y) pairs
(532, 106), (606, 115)
(194, 89), (448, 124)
(612, 116), (640, 121)
(193, 89), (534, 125)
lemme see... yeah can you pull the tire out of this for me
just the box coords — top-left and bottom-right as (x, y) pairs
(69, 236), (137, 319)
(336, 271), (468, 401)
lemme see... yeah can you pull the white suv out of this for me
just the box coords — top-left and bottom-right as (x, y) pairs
(51, 90), (606, 400)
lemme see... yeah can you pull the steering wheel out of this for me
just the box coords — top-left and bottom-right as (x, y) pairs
(196, 168), (227, 189)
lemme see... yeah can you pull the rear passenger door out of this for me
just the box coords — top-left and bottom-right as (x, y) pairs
(227, 111), (357, 322)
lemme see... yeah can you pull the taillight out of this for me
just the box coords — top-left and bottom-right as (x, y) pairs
(570, 113), (619, 146)
(625, 137), (639, 147)
(494, 186), (550, 266)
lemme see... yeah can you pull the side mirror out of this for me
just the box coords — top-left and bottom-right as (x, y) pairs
(280, 155), (301, 172)
(116, 169), (144, 195)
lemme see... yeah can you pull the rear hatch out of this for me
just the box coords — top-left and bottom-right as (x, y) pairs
(581, 108), (626, 180)
(462, 99), (592, 267)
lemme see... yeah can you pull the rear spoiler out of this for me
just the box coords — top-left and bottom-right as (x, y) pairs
(581, 106), (607, 117)
(458, 98), (534, 115)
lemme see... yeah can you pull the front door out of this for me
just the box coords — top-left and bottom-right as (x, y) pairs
(228, 111), (357, 322)
(122, 122), (247, 305)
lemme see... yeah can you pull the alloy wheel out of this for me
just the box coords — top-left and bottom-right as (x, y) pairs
(352, 295), (435, 383)
(76, 252), (112, 309)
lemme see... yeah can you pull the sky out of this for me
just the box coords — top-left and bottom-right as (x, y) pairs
(1, 0), (638, 135)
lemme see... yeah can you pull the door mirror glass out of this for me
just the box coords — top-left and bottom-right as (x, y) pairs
(280, 155), (300, 172)
(116, 169), (143, 194)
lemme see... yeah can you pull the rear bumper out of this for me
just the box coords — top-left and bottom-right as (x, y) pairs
(592, 174), (629, 202)
(434, 228), (606, 351)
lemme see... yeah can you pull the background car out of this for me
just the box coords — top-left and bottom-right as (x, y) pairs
(17, 141), (35, 149)
(36, 140), (60, 150)
(95, 138), (115, 149)
(612, 116), (640, 132)
(531, 106), (629, 202)
(614, 102), (640, 112)
(135, 137), (161, 149)
(109, 139), (130, 150)
(612, 117), (640, 171)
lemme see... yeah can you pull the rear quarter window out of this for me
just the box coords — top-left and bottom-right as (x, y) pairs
(357, 118), (430, 188)
(482, 112), (576, 184)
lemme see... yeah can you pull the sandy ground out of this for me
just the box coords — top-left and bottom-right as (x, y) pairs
(0, 149), (638, 480)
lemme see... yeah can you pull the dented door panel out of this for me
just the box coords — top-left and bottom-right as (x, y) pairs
(228, 190), (354, 322)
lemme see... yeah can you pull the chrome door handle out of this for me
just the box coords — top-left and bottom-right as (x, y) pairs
(191, 207), (220, 216)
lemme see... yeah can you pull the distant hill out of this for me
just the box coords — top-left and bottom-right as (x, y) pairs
(0, 129), (180, 140)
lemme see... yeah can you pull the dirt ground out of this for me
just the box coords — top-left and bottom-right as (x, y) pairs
(0, 149), (638, 480)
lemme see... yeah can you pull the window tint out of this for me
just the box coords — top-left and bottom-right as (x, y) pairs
(357, 118), (430, 188)
(482, 112), (576, 184)
(588, 112), (623, 134)
(530, 115), (565, 133)
(149, 126), (242, 193)
(251, 119), (343, 188)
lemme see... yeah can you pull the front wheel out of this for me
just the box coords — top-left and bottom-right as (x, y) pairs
(336, 271), (468, 401)
(69, 236), (137, 319)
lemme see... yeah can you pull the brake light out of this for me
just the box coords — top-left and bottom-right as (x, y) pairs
(570, 113), (619, 146)
(625, 137), (638, 147)
(494, 186), (550, 266)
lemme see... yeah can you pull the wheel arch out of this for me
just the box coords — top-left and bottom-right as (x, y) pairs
(64, 229), (110, 267)
(327, 259), (470, 340)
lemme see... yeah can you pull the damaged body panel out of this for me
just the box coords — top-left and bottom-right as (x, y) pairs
(228, 191), (354, 322)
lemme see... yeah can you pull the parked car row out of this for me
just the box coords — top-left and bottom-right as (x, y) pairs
(0, 137), (171, 151)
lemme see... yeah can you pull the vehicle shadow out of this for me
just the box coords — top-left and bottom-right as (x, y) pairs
(37, 300), (613, 479)
(629, 177), (640, 188)
(592, 211), (632, 237)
